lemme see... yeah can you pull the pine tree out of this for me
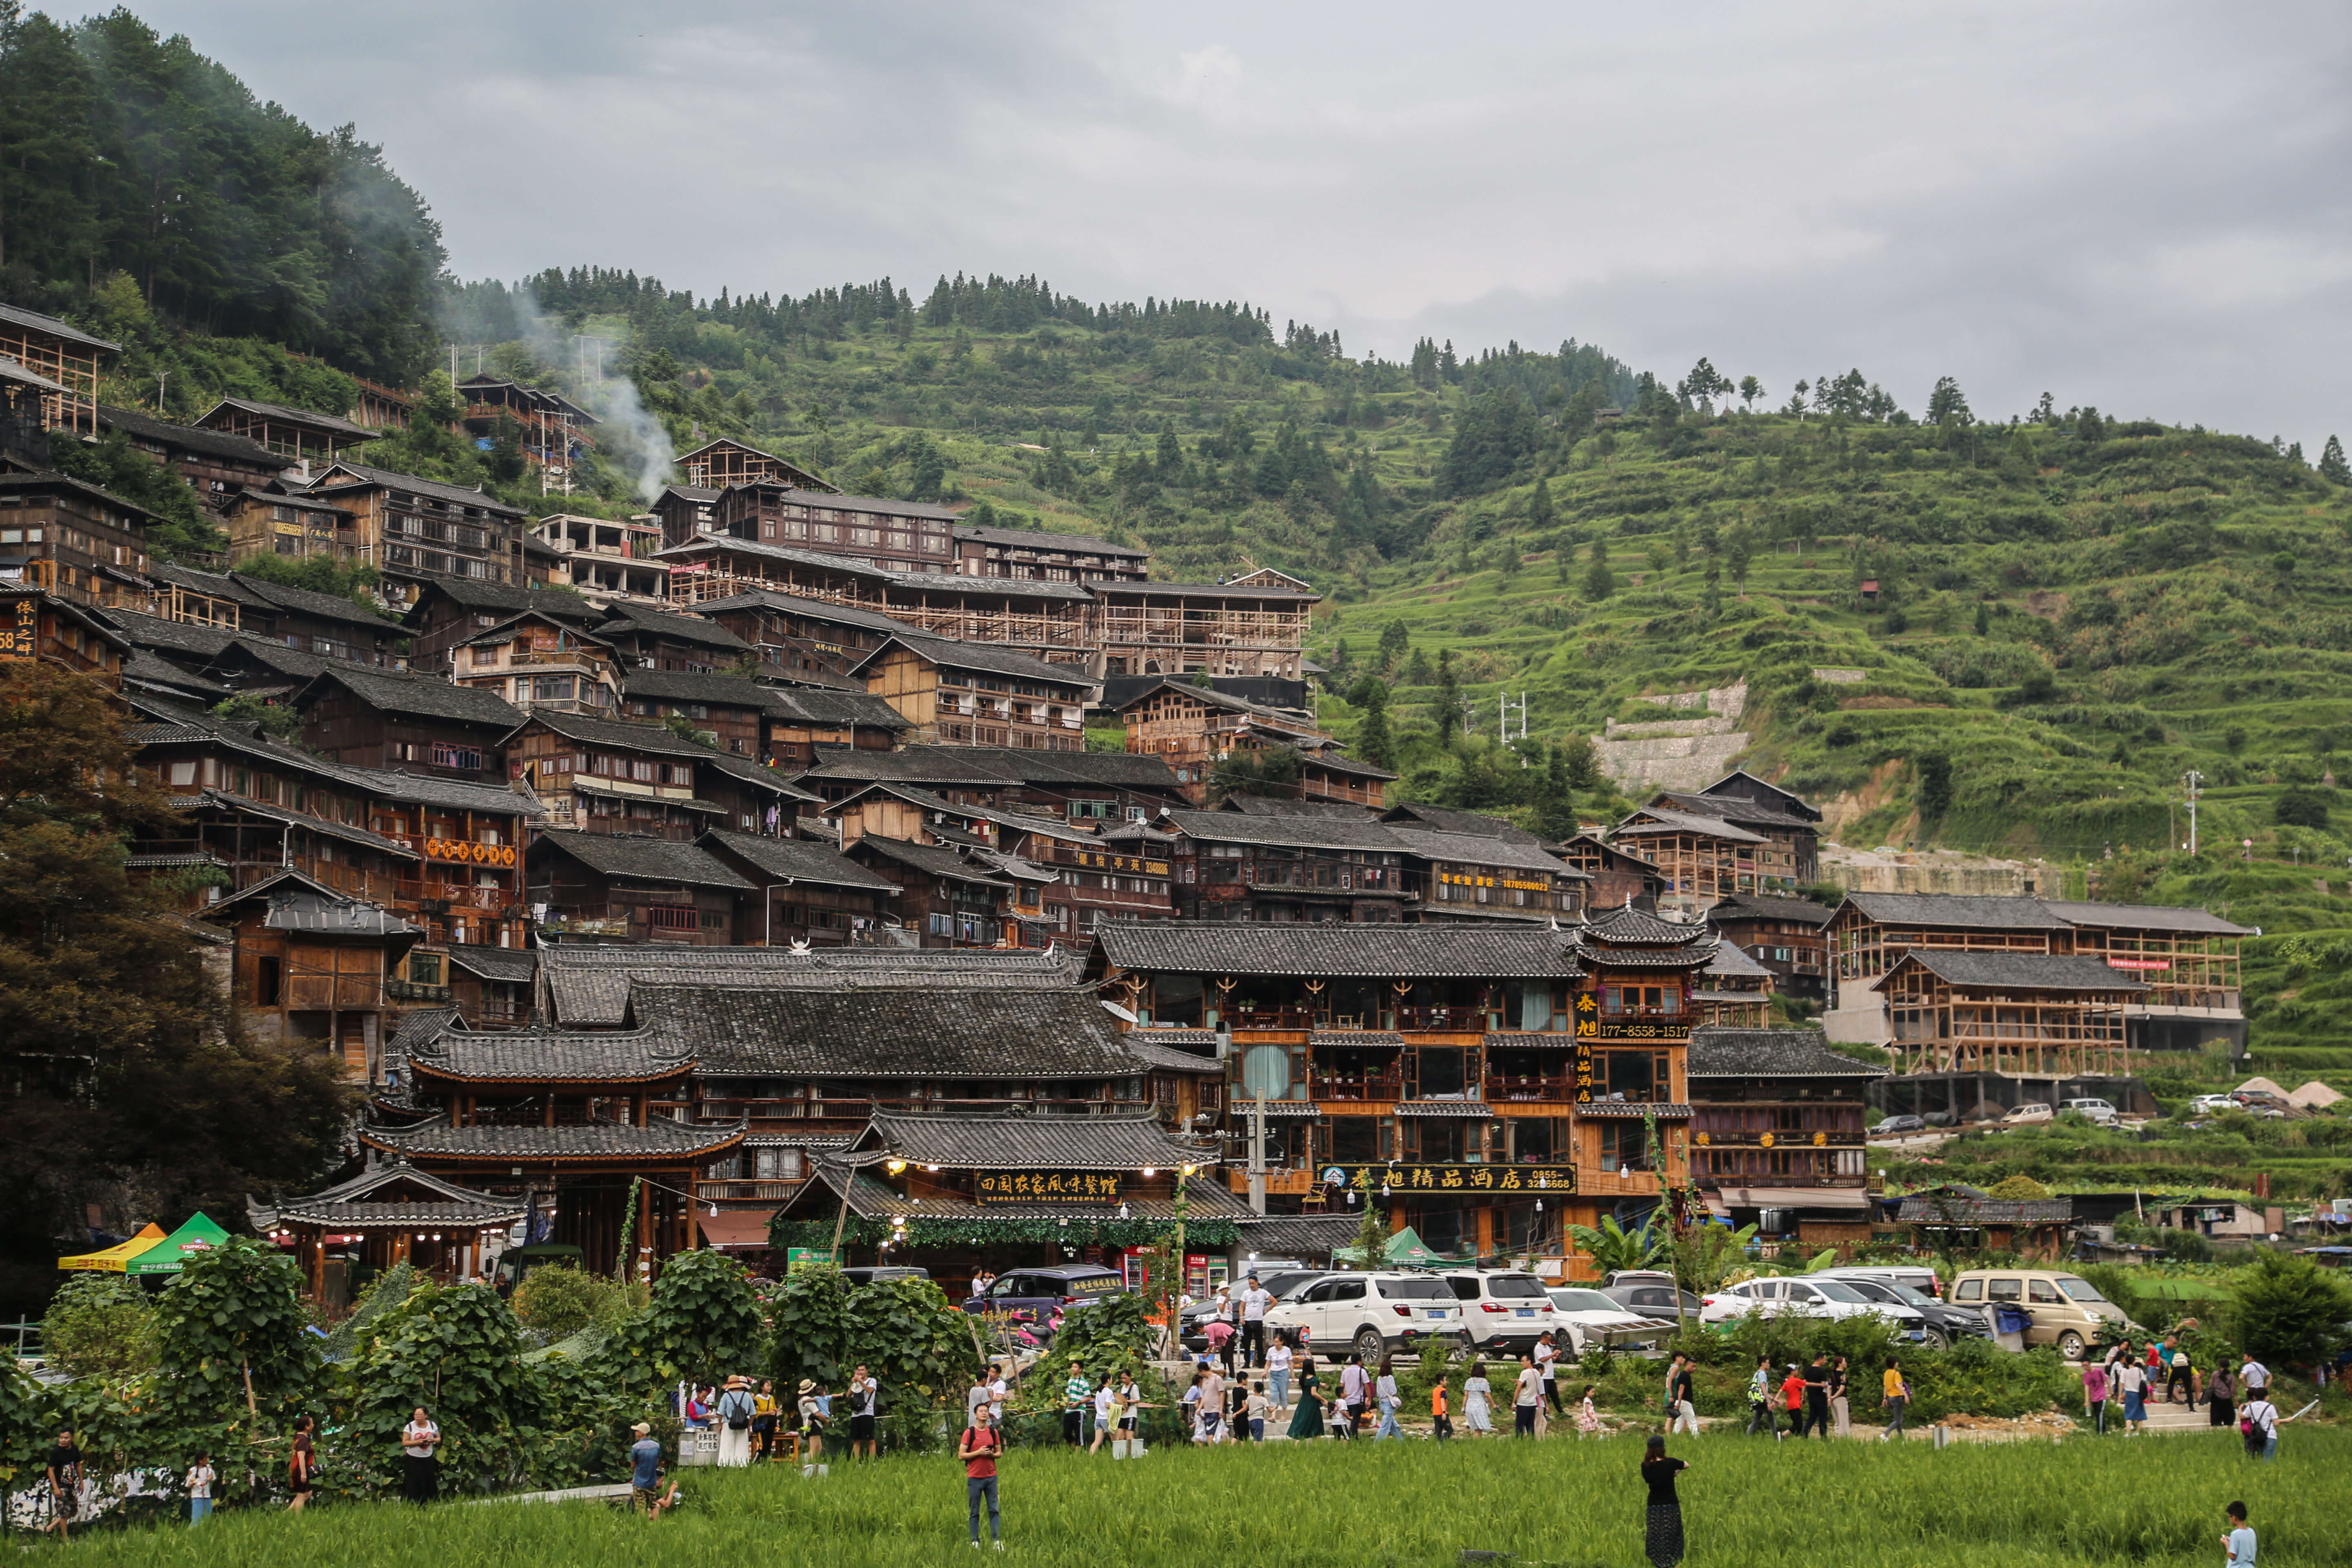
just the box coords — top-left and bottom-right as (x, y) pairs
(1535, 745), (1579, 841)
(1437, 651), (1461, 747)
(1350, 679), (1396, 770)
(1528, 474), (1555, 530)
(1376, 619), (1409, 676)
(1584, 537), (1615, 602)
(1974, 601), (1991, 637)
(2321, 435), (2351, 485)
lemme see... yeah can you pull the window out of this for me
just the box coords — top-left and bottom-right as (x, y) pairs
(431, 742), (483, 770)
(167, 760), (198, 786)
(632, 760), (657, 782)
(254, 956), (283, 1006)
(406, 952), (444, 986)
(647, 905), (699, 931)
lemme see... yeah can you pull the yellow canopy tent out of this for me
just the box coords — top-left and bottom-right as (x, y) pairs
(58, 1223), (167, 1273)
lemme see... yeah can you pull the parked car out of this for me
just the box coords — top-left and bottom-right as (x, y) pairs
(2058, 1098), (2118, 1125)
(1440, 1269), (1570, 1357)
(1873, 1114), (1927, 1136)
(840, 1265), (930, 1287)
(492, 1242), (584, 1296)
(1547, 1286), (1675, 1350)
(962, 1265), (1126, 1321)
(1600, 1277), (1703, 1317)
(1813, 1272), (1984, 1348)
(1178, 1270), (1324, 1351)
(1947, 1268), (2127, 1358)
(2188, 1094), (2238, 1115)
(1262, 1272), (1467, 1363)
(2002, 1102), (2054, 1127)
(1699, 1276), (1925, 1334)
(1811, 1263), (1942, 1298)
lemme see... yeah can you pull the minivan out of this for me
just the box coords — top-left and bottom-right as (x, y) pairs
(2002, 1102), (2054, 1127)
(1948, 1268), (2127, 1358)
(1263, 1272), (1467, 1363)
(2059, 1098), (2118, 1125)
(962, 1265), (1125, 1320)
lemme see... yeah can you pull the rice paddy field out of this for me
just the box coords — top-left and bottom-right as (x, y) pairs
(52, 1426), (2351, 1568)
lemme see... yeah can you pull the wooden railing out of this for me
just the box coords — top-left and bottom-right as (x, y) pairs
(1307, 1069), (1403, 1102)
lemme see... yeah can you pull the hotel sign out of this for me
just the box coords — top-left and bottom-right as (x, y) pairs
(1321, 1164), (1577, 1194)
(974, 1171), (1124, 1205)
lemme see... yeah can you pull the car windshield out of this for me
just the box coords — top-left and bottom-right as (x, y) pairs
(1552, 1290), (1620, 1312)
(1889, 1284), (1940, 1308)
(2056, 1277), (2107, 1303)
(1811, 1281), (1869, 1303)
(1838, 1279), (1895, 1301)
(1376, 1278), (1456, 1301)
(1487, 1275), (1549, 1299)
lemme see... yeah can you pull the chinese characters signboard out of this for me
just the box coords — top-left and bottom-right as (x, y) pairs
(423, 838), (517, 867)
(0, 598), (35, 659)
(1320, 1164), (1577, 1194)
(973, 1171), (1125, 1205)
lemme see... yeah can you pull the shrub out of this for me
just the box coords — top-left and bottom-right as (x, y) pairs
(2275, 788), (2331, 829)
(41, 1274), (157, 1379)
(2231, 1252), (2352, 1372)
(1984, 1174), (2053, 1200)
(616, 1248), (764, 1388)
(511, 1264), (632, 1341)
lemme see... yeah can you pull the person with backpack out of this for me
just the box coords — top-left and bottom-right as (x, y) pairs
(959, 1407), (1006, 1549)
(2206, 1361), (2238, 1431)
(1746, 1356), (1776, 1437)
(2239, 1390), (2280, 1461)
(185, 1452), (215, 1526)
(717, 1376), (757, 1467)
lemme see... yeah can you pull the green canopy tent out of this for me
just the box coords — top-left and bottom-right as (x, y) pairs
(1336, 1225), (1459, 1268)
(124, 1212), (233, 1277)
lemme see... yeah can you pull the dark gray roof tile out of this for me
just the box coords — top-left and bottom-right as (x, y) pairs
(1878, 951), (2149, 992)
(408, 1023), (692, 1083)
(539, 942), (1080, 1026)
(699, 829), (901, 891)
(363, 1113), (746, 1162)
(1685, 1026), (1888, 1079)
(1094, 920), (1585, 979)
(634, 982), (1145, 1079)
(529, 829), (756, 890)
(865, 1109), (1214, 1170)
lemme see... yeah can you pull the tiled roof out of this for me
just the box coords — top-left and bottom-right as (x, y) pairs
(538, 942), (1081, 1026)
(1380, 804), (1542, 844)
(699, 751), (825, 802)
(338, 765), (545, 817)
(1299, 753), (1401, 781)
(690, 586), (909, 637)
(122, 650), (235, 699)
(1117, 1033), (1223, 1074)
(528, 829), (755, 890)
(1234, 1213), (1361, 1258)
(1612, 806), (1769, 845)
(632, 982), (1145, 1079)
(1383, 826), (1583, 878)
(1685, 1026), (1888, 1079)
(1576, 1101), (1694, 1119)
(400, 578), (603, 624)
(1701, 771), (1823, 822)
(1707, 893), (1836, 927)
(757, 686), (911, 731)
(96, 609), (240, 659)
(387, 1007), (459, 1063)
(200, 870), (420, 938)
(1106, 678), (1309, 722)
(1878, 951), (2150, 993)
(953, 522), (1147, 557)
(1898, 1193), (2073, 1226)
(1087, 578), (1317, 600)
(663, 535), (1096, 603)
(0, 301), (119, 352)
(408, 1023), (693, 1083)
(2035, 900), (2254, 937)
(864, 1110), (1216, 1171)
(296, 666), (526, 727)
(312, 460), (526, 517)
(724, 483), (955, 521)
(1157, 809), (1407, 853)
(362, 1113), (746, 1163)
(699, 829), (901, 891)
(853, 634), (1095, 686)
(519, 708), (717, 758)
(444, 945), (539, 984)
(1582, 904), (1709, 946)
(1395, 1101), (1494, 1118)
(205, 396), (375, 441)
(1225, 796), (1378, 820)
(249, 1165), (525, 1231)
(0, 468), (167, 522)
(1651, 789), (1819, 832)
(189, 788), (421, 860)
(592, 603), (751, 652)
(1705, 943), (1775, 979)
(792, 745), (1179, 791)
(624, 668), (780, 710)
(1836, 892), (2070, 930)
(1094, 920), (1585, 979)
(851, 834), (1014, 888)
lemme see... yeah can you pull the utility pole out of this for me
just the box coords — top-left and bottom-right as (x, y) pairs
(2183, 770), (2203, 855)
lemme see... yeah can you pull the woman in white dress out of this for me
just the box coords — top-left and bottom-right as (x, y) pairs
(1463, 1359), (1495, 1436)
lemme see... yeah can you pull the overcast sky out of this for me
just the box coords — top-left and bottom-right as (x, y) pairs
(129, 0), (2352, 447)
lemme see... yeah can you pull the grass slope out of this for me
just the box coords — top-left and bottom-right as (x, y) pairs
(69, 1432), (2351, 1568)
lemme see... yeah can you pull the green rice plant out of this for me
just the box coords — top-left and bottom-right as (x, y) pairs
(51, 1428), (2352, 1568)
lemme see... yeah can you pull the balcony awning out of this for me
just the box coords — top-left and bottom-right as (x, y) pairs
(1711, 1185), (1873, 1212)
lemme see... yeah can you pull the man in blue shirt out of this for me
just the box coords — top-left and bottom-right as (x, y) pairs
(2222, 1501), (2255, 1568)
(630, 1422), (664, 1516)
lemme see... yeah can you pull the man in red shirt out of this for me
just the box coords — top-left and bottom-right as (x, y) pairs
(959, 1408), (1005, 1548)
(1777, 1365), (1805, 1444)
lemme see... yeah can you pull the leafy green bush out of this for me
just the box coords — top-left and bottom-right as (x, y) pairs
(2231, 1252), (2352, 1371)
(613, 1248), (764, 1388)
(764, 1267), (979, 1452)
(41, 1274), (158, 1379)
(341, 1282), (547, 1494)
(510, 1264), (632, 1341)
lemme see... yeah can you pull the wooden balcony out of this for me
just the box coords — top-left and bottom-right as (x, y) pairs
(1483, 1074), (1577, 1104)
(1307, 1069), (1402, 1102)
(1399, 1005), (1491, 1032)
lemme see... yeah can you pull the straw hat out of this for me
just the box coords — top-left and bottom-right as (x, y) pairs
(725, 1374), (749, 1390)
(798, 1378), (816, 1394)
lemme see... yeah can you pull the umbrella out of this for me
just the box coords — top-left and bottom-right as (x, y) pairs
(58, 1223), (167, 1273)
(125, 1213), (233, 1277)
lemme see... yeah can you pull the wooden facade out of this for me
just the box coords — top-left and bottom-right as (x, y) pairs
(292, 667), (523, 786)
(696, 828), (904, 947)
(711, 481), (961, 574)
(1117, 679), (1321, 804)
(455, 375), (597, 471)
(693, 586), (902, 684)
(202, 871), (420, 1081)
(677, 437), (834, 494)
(399, 578), (606, 676)
(842, 835), (1022, 948)
(857, 636), (1091, 750)
(222, 489), (362, 567)
(305, 461), (529, 606)
(195, 397), (375, 464)
(1875, 951), (2144, 1076)
(1609, 804), (1788, 912)
(0, 471), (158, 614)
(1706, 893), (1834, 1000)
(1685, 1026), (1882, 1249)
(0, 587), (129, 685)
(951, 523), (1149, 584)
(526, 829), (755, 945)
(508, 710), (747, 841)
(1089, 581), (1318, 681)
(0, 303), (114, 439)
(100, 405), (285, 510)
(455, 610), (624, 716)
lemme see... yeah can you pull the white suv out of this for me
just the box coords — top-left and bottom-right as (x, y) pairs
(1439, 1270), (1570, 1357)
(1264, 1272), (1467, 1364)
(1699, 1276), (1925, 1332)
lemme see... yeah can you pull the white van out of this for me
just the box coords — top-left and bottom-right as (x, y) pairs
(1439, 1270), (1569, 1358)
(1263, 1272), (1467, 1363)
(2059, 1098), (2118, 1125)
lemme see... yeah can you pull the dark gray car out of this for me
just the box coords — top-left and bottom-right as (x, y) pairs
(1832, 1276), (1986, 1348)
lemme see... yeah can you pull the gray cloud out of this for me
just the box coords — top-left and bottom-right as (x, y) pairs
(127, 0), (2352, 445)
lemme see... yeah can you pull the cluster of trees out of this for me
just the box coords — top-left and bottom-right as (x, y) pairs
(0, 8), (446, 383)
(0, 660), (350, 1319)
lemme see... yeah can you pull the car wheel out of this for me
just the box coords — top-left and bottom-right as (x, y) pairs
(1354, 1327), (1387, 1365)
(1920, 1327), (1949, 1350)
(2056, 1331), (2086, 1360)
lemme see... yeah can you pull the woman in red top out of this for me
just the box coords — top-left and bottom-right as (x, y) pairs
(288, 1414), (317, 1512)
(960, 1408), (1004, 1548)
